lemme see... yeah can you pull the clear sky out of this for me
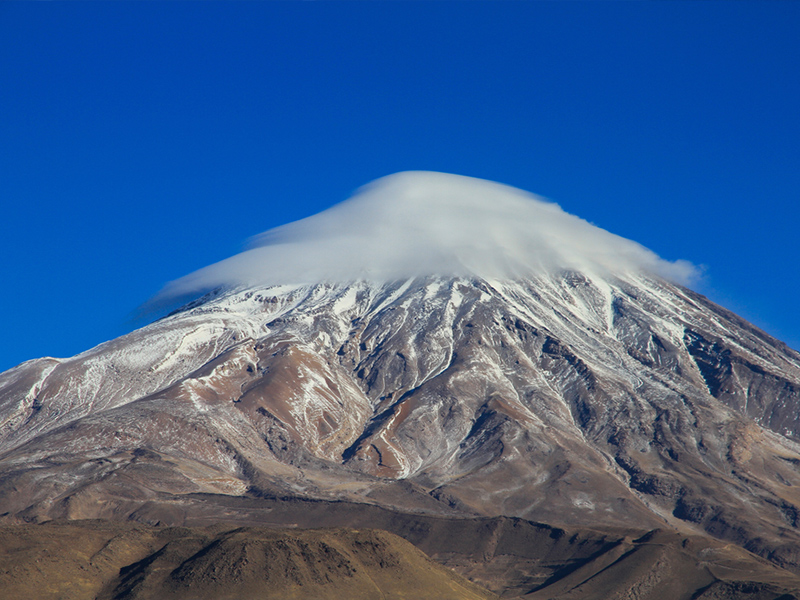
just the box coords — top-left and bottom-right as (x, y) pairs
(1, 1), (798, 372)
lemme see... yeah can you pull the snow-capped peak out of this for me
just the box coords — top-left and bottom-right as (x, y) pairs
(156, 171), (697, 303)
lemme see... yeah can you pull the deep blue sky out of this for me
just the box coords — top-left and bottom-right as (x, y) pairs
(1, 2), (799, 372)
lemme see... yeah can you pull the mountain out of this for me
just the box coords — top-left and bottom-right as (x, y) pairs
(2, 172), (800, 598)
(3, 272), (800, 596)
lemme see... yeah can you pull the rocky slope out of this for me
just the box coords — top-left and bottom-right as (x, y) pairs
(2, 270), (800, 596)
(2, 516), (799, 600)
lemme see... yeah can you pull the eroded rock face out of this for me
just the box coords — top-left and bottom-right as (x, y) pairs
(2, 272), (800, 575)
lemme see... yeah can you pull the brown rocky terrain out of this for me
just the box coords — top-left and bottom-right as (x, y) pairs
(0, 520), (496, 600)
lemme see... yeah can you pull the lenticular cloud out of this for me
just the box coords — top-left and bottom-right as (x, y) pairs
(159, 171), (697, 299)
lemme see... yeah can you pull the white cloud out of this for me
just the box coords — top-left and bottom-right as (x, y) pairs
(156, 171), (698, 300)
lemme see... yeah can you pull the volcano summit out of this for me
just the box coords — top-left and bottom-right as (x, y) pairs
(156, 171), (696, 299)
(2, 173), (800, 599)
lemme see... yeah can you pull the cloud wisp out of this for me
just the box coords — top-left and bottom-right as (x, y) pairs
(156, 171), (697, 301)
